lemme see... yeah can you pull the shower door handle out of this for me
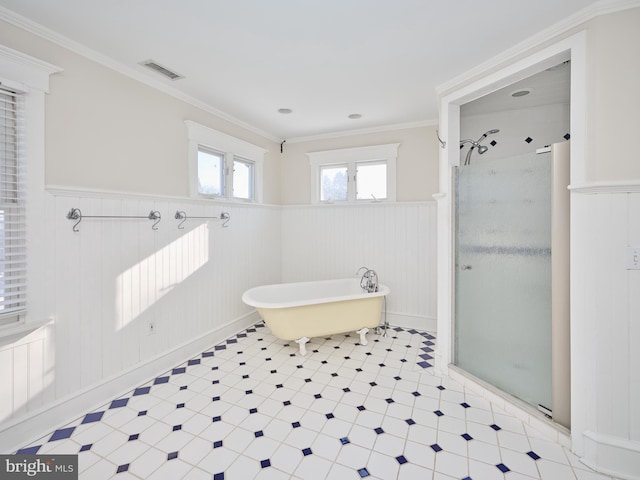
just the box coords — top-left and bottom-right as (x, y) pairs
(460, 265), (473, 271)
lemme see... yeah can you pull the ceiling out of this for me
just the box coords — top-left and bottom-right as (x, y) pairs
(0, 0), (598, 141)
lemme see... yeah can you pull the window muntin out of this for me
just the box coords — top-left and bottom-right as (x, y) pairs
(356, 161), (387, 200)
(232, 156), (254, 200)
(320, 164), (348, 202)
(186, 121), (266, 203)
(0, 87), (26, 325)
(197, 147), (225, 197)
(308, 144), (398, 204)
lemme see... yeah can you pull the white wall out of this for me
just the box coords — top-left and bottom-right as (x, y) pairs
(281, 125), (439, 205)
(0, 191), (281, 451)
(571, 187), (640, 478)
(281, 202), (437, 331)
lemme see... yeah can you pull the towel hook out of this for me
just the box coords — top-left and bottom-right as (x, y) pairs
(175, 210), (187, 229)
(149, 210), (161, 230)
(436, 129), (446, 149)
(67, 207), (83, 232)
(220, 211), (230, 228)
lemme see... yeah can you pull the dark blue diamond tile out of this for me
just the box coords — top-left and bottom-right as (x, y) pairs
(496, 463), (510, 473)
(374, 427), (384, 435)
(358, 467), (370, 477)
(340, 437), (350, 445)
(412, 391), (421, 397)
(242, 374), (249, 379)
(154, 376), (169, 385)
(343, 388), (351, 393)
(187, 359), (200, 366)
(462, 433), (473, 441)
(292, 421), (301, 428)
(385, 398), (394, 404)
(82, 411), (104, 424)
(437, 385), (446, 391)
(417, 361), (432, 368)
(283, 400), (291, 406)
(525, 137), (533, 143)
(213, 440), (223, 448)
(167, 451), (178, 460)
(79, 444), (92, 452)
(214, 345), (226, 351)
(434, 410), (444, 417)
(405, 418), (415, 425)
(314, 394), (322, 399)
(255, 430), (264, 438)
(357, 405), (366, 411)
(564, 133), (571, 140)
(396, 455), (408, 465)
(302, 447), (313, 456)
(527, 451), (541, 460)
(179, 385), (187, 390)
(237, 333), (247, 338)
(227, 338), (237, 344)
(461, 402), (470, 408)
(419, 353), (433, 361)
(212, 416), (222, 422)
(249, 408), (258, 414)
(260, 459), (271, 468)
(172, 425), (182, 431)
(16, 445), (41, 454)
(133, 387), (151, 396)
(490, 424), (501, 431)
(110, 398), (128, 409)
(128, 434), (139, 441)
(50, 427), (75, 442)
(394, 376), (401, 381)
(116, 464), (129, 473)
(202, 351), (214, 358)
(212, 379), (220, 385)
(172, 367), (186, 375)
(421, 346), (434, 353)
(246, 390), (253, 395)
(213, 396), (221, 402)
(138, 410), (147, 416)
(431, 443), (442, 453)
(276, 384), (283, 389)
(304, 378), (312, 383)
(378, 363), (385, 368)
(408, 329), (418, 334)
(326, 413), (335, 419)
(177, 403), (185, 409)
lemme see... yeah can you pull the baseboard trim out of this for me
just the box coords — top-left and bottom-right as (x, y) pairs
(385, 311), (436, 332)
(582, 430), (640, 480)
(0, 311), (260, 453)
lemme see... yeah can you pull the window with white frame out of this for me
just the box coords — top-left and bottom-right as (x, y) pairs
(186, 120), (265, 202)
(308, 143), (398, 204)
(0, 86), (25, 326)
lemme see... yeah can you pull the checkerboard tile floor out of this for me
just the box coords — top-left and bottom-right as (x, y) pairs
(15, 323), (616, 479)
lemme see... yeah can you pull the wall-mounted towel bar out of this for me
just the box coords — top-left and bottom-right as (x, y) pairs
(67, 208), (162, 232)
(174, 210), (230, 229)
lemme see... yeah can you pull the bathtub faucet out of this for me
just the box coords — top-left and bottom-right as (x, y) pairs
(356, 267), (379, 293)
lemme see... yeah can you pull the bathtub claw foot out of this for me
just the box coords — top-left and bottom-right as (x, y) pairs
(295, 337), (310, 356)
(356, 327), (369, 346)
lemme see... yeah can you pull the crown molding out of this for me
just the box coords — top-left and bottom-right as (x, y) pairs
(0, 6), (281, 143)
(436, 0), (640, 98)
(285, 119), (437, 144)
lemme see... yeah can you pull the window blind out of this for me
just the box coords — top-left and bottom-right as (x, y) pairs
(0, 86), (26, 323)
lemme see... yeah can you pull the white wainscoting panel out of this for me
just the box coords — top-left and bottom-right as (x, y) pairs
(0, 190), (281, 451)
(281, 202), (437, 331)
(571, 188), (640, 480)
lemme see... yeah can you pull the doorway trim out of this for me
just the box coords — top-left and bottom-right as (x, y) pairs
(433, 29), (587, 440)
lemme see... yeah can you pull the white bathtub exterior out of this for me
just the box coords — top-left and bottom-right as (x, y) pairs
(242, 278), (390, 340)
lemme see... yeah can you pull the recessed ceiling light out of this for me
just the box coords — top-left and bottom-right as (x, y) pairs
(278, 108), (293, 114)
(511, 88), (532, 98)
(348, 113), (362, 119)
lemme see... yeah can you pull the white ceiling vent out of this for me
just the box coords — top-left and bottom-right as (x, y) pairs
(139, 60), (184, 81)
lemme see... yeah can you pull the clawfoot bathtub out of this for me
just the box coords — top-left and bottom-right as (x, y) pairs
(242, 278), (390, 355)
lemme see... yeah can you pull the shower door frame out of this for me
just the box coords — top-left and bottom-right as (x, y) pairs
(434, 32), (587, 434)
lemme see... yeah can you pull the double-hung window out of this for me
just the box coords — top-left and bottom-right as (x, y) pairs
(309, 143), (398, 204)
(187, 120), (265, 202)
(0, 85), (26, 326)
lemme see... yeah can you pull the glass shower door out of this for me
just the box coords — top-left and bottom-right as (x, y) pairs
(455, 151), (552, 409)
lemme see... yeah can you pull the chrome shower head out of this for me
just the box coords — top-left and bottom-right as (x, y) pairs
(460, 128), (499, 165)
(477, 145), (489, 154)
